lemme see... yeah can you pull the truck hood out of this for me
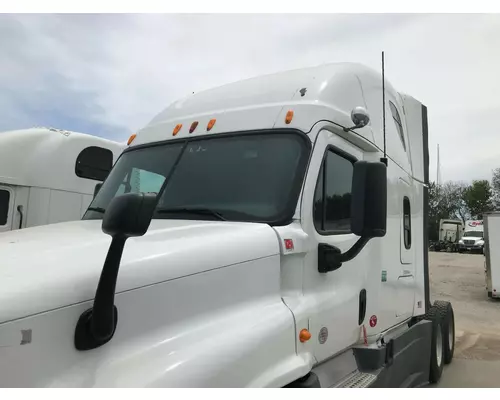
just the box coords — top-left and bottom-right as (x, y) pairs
(460, 236), (483, 242)
(0, 219), (280, 324)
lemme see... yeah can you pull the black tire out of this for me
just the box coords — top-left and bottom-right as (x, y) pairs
(423, 306), (445, 383)
(433, 300), (455, 364)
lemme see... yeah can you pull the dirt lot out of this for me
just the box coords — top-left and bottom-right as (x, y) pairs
(430, 252), (500, 387)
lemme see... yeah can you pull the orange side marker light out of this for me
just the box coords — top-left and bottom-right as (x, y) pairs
(127, 133), (137, 145)
(299, 329), (312, 343)
(207, 119), (216, 131)
(207, 118), (215, 131)
(285, 110), (294, 124)
(172, 124), (183, 136)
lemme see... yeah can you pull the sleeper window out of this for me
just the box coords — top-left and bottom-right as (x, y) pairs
(0, 189), (10, 226)
(389, 101), (406, 152)
(403, 197), (411, 249)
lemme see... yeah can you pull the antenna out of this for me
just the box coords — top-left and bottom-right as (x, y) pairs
(436, 143), (441, 186)
(381, 51), (387, 165)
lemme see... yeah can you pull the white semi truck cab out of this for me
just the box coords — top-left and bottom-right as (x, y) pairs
(0, 63), (455, 388)
(459, 220), (484, 253)
(0, 127), (124, 233)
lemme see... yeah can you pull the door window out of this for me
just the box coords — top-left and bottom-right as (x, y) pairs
(313, 148), (355, 234)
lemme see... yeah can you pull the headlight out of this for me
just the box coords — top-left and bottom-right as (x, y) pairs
(459, 240), (464, 244)
(477, 240), (484, 246)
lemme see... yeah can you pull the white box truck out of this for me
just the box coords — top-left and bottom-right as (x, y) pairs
(484, 212), (500, 298)
(0, 127), (124, 233)
(458, 220), (484, 253)
(0, 62), (455, 387)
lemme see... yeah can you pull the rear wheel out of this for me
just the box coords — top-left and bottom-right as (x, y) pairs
(424, 306), (445, 383)
(433, 300), (455, 364)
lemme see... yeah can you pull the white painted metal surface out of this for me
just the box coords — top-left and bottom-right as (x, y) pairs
(484, 213), (500, 298)
(0, 62), (430, 387)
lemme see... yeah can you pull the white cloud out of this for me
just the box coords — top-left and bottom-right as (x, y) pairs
(1, 13), (499, 182)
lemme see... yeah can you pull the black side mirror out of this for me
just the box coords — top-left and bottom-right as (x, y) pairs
(93, 183), (102, 199)
(318, 160), (387, 273)
(75, 192), (157, 351)
(102, 192), (157, 238)
(351, 160), (387, 238)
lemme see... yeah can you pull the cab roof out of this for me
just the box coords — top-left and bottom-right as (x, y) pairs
(132, 62), (402, 150)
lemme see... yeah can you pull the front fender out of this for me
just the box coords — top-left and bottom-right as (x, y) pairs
(0, 255), (305, 387)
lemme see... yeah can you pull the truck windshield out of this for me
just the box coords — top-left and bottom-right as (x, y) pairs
(464, 231), (483, 238)
(83, 131), (310, 225)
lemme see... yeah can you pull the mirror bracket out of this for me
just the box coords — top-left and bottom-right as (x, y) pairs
(74, 193), (157, 351)
(318, 237), (371, 273)
(75, 306), (118, 351)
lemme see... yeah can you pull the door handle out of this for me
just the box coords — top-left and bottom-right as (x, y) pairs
(17, 205), (23, 230)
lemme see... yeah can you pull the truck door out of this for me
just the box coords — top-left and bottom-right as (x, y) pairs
(396, 178), (415, 318)
(0, 185), (14, 233)
(301, 128), (367, 363)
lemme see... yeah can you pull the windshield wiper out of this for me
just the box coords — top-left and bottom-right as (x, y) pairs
(156, 207), (227, 221)
(86, 207), (106, 214)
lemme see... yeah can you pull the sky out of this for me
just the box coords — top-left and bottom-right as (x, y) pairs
(1, 13), (499, 183)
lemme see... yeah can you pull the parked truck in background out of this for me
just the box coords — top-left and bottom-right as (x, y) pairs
(430, 219), (463, 252)
(0, 62), (455, 387)
(458, 220), (484, 254)
(0, 127), (124, 233)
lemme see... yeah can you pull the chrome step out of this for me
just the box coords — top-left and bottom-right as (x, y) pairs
(334, 370), (377, 388)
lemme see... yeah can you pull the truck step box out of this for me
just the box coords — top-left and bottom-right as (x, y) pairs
(307, 320), (432, 388)
(353, 319), (433, 387)
(334, 370), (378, 388)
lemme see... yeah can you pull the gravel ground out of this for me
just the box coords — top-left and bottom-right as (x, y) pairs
(430, 252), (500, 360)
(429, 251), (500, 387)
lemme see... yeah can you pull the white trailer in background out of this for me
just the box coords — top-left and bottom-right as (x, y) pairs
(0, 127), (124, 233)
(0, 62), (455, 388)
(484, 212), (500, 298)
(439, 219), (463, 243)
(430, 219), (463, 252)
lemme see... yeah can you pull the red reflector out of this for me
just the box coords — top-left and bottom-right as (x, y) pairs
(189, 121), (199, 133)
(284, 239), (294, 250)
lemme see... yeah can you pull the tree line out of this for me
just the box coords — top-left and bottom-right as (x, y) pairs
(428, 168), (500, 241)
